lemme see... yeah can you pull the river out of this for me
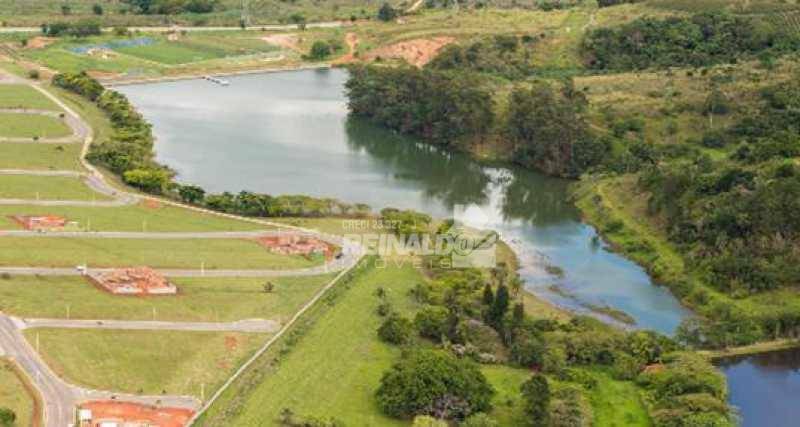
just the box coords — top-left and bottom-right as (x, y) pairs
(117, 68), (690, 334)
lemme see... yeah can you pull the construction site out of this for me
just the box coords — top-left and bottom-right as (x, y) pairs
(78, 401), (194, 427)
(10, 214), (68, 231)
(86, 267), (178, 296)
(256, 233), (334, 259)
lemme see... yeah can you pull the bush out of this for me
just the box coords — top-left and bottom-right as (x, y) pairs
(376, 349), (494, 420)
(0, 408), (15, 427)
(521, 374), (550, 427)
(309, 41), (332, 60)
(27, 69), (39, 80)
(378, 3), (398, 22)
(461, 412), (497, 427)
(414, 305), (450, 341)
(378, 313), (414, 345)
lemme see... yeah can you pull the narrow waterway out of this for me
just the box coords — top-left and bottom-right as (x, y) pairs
(117, 68), (690, 334)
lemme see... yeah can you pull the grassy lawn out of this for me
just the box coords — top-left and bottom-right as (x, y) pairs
(0, 273), (335, 323)
(0, 142), (83, 171)
(0, 113), (72, 139)
(0, 202), (268, 232)
(198, 260), (535, 426)
(586, 370), (651, 427)
(0, 359), (35, 427)
(0, 236), (320, 269)
(25, 329), (265, 399)
(0, 84), (60, 111)
(0, 175), (109, 201)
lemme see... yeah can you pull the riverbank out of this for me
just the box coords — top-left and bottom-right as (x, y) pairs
(700, 339), (800, 360)
(102, 63), (334, 87)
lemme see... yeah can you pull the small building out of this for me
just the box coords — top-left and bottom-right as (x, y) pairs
(87, 267), (177, 296)
(256, 234), (333, 259)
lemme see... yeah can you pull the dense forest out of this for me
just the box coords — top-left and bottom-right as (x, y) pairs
(582, 11), (800, 70)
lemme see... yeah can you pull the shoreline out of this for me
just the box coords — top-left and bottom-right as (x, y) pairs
(102, 63), (335, 87)
(702, 339), (800, 360)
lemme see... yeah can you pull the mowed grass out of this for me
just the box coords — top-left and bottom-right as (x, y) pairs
(0, 84), (60, 111)
(0, 237), (320, 269)
(0, 201), (269, 231)
(0, 113), (72, 138)
(0, 175), (109, 201)
(0, 142), (83, 170)
(25, 329), (265, 398)
(0, 273), (336, 323)
(0, 359), (35, 427)
(198, 261), (530, 426)
(586, 370), (651, 427)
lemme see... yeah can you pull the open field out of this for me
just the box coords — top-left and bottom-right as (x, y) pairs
(0, 174), (110, 201)
(0, 142), (83, 170)
(0, 113), (71, 138)
(24, 328), (265, 398)
(0, 236), (320, 269)
(0, 358), (35, 427)
(586, 370), (651, 427)
(0, 273), (336, 322)
(0, 201), (269, 231)
(0, 84), (60, 111)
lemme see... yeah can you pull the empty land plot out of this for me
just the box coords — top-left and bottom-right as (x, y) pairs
(0, 237), (321, 269)
(0, 142), (83, 170)
(0, 84), (60, 111)
(0, 358), (35, 427)
(24, 329), (265, 398)
(0, 273), (336, 322)
(0, 175), (109, 201)
(0, 202), (268, 232)
(0, 113), (72, 139)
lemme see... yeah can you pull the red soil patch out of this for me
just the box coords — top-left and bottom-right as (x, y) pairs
(256, 234), (333, 259)
(333, 32), (360, 64)
(10, 215), (67, 231)
(143, 199), (162, 209)
(26, 36), (57, 49)
(87, 267), (178, 296)
(224, 335), (239, 351)
(79, 401), (193, 427)
(365, 37), (455, 67)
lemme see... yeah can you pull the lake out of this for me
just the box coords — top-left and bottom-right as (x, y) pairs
(117, 67), (691, 333)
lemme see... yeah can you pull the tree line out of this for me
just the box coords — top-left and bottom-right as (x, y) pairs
(345, 64), (610, 178)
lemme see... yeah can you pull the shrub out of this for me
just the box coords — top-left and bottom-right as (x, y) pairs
(27, 69), (39, 80)
(414, 306), (450, 341)
(0, 408), (15, 427)
(378, 3), (398, 22)
(376, 349), (494, 420)
(378, 313), (414, 345)
(309, 41), (332, 60)
(521, 374), (550, 427)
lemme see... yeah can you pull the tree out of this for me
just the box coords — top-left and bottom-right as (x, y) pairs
(309, 41), (332, 60)
(378, 2), (398, 22)
(93, 3), (104, 15)
(487, 285), (509, 327)
(376, 350), (494, 420)
(263, 281), (275, 293)
(521, 374), (550, 427)
(414, 305), (450, 341)
(481, 283), (494, 306)
(61, 4), (72, 15)
(123, 168), (171, 194)
(0, 408), (15, 427)
(178, 184), (205, 204)
(378, 313), (414, 345)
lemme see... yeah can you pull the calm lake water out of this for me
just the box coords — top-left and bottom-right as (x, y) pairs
(117, 68), (690, 333)
(716, 347), (800, 426)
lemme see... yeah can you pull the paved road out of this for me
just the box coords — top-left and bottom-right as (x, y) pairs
(0, 314), (202, 427)
(0, 108), (87, 144)
(18, 317), (279, 333)
(0, 22), (343, 34)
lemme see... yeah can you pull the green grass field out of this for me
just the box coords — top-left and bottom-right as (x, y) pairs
(0, 273), (335, 322)
(0, 175), (109, 201)
(0, 142), (83, 170)
(586, 370), (651, 427)
(25, 329), (265, 398)
(0, 236), (321, 269)
(0, 202), (269, 231)
(0, 113), (72, 139)
(0, 359), (35, 427)
(0, 84), (60, 111)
